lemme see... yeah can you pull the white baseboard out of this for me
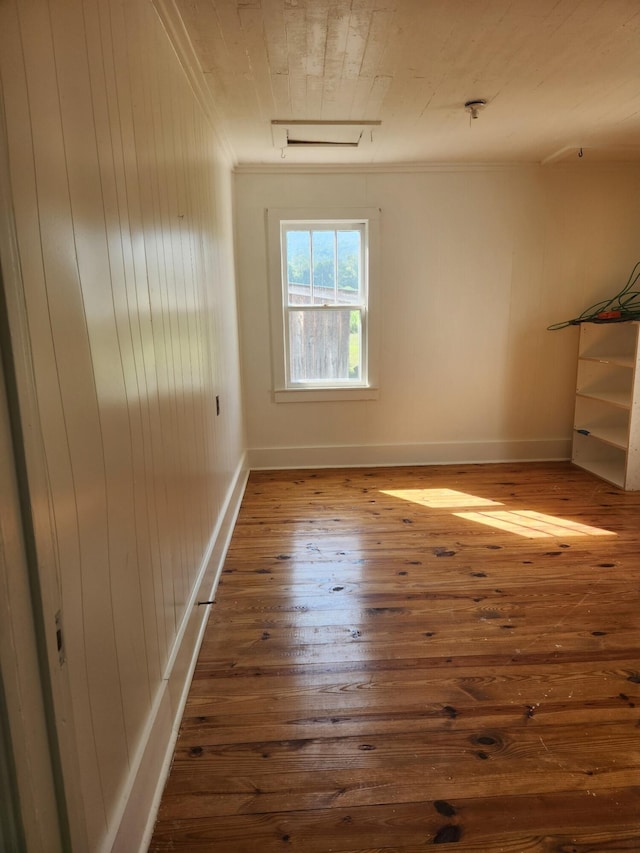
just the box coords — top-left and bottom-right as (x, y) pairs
(108, 454), (249, 853)
(248, 439), (572, 470)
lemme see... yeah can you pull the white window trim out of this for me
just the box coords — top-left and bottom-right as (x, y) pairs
(267, 207), (380, 403)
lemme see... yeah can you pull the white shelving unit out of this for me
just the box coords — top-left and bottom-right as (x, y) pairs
(572, 321), (640, 489)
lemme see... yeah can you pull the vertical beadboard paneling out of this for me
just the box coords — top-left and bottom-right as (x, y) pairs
(115, 0), (179, 662)
(1, 7), (97, 849)
(50, 0), (148, 801)
(7, 0), (117, 841)
(0, 0), (245, 849)
(87, 0), (164, 692)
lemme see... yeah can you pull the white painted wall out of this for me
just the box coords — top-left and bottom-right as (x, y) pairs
(235, 165), (640, 468)
(0, 0), (245, 850)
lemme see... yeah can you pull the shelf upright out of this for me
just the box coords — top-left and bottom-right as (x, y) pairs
(572, 320), (640, 490)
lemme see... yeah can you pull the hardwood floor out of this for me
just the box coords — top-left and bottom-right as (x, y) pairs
(149, 462), (640, 852)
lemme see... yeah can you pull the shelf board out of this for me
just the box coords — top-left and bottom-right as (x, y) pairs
(575, 322), (639, 490)
(572, 457), (625, 488)
(579, 355), (636, 369)
(574, 425), (628, 450)
(576, 389), (631, 409)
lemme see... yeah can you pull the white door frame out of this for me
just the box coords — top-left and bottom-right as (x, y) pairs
(0, 347), (62, 853)
(0, 89), (86, 852)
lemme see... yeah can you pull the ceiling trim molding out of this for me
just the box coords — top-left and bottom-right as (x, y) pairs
(234, 161), (539, 175)
(152, 0), (237, 167)
(541, 144), (640, 166)
(234, 160), (640, 176)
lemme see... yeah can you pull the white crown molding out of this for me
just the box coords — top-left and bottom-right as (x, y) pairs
(542, 144), (640, 166)
(234, 161), (536, 175)
(152, 0), (237, 167)
(234, 158), (640, 176)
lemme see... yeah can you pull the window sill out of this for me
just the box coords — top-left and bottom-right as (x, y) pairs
(274, 386), (379, 403)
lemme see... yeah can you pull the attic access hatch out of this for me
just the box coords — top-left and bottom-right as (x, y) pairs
(271, 120), (381, 150)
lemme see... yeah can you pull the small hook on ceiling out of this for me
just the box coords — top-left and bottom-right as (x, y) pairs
(464, 99), (487, 121)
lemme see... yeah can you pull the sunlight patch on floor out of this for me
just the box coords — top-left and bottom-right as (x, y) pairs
(380, 488), (503, 508)
(454, 510), (615, 539)
(381, 488), (615, 539)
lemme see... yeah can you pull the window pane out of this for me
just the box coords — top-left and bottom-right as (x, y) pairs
(348, 309), (362, 380)
(312, 231), (335, 304)
(287, 230), (311, 304)
(337, 230), (361, 304)
(286, 227), (363, 307)
(288, 309), (362, 383)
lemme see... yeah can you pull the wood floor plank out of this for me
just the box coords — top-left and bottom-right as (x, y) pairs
(151, 787), (640, 851)
(181, 671), (640, 726)
(149, 463), (640, 851)
(158, 718), (640, 816)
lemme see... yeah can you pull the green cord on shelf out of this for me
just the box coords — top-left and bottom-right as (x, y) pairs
(547, 260), (640, 330)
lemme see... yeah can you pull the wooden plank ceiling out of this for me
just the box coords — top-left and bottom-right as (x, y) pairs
(172, 0), (640, 166)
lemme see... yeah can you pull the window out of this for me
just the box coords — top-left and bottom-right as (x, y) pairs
(268, 208), (379, 402)
(284, 222), (365, 384)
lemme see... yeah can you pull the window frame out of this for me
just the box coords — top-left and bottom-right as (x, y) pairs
(267, 207), (380, 403)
